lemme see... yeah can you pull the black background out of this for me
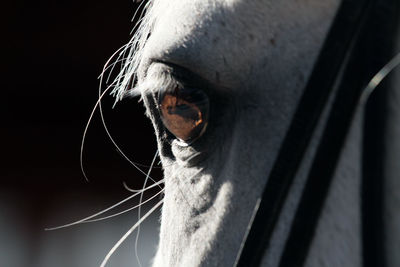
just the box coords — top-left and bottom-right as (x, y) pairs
(2, 1), (161, 265)
(3, 0), (160, 201)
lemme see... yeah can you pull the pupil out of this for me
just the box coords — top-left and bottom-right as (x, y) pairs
(159, 87), (209, 142)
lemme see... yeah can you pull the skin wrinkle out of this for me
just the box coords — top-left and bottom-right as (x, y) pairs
(116, 0), (355, 266)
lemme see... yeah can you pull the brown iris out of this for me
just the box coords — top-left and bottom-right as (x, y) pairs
(159, 86), (209, 142)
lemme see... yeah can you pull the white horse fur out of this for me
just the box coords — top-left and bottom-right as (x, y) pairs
(107, 0), (378, 266)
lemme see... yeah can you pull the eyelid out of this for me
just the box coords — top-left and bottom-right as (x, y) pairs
(147, 61), (212, 90)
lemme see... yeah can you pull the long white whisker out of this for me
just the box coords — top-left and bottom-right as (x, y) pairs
(123, 179), (164, 193)
(131, 0), (148, 23)
(98, 73), (160, 177)
(104, 43), (134, 84)
(110, 0), (154, 103)
(99, 56), (129, 80)
(100, 199), (163, 267)
(80, 43), (133, 182)
(44, 179), (164, 231)
(98, 43), (131, 82)
(135, 151), (159, 267)
(83, 188), (164, 223)
(130, 1), (149, 34)
(80, 85), (114, 181)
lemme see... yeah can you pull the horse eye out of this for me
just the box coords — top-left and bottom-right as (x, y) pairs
(158, 86), (209, 143)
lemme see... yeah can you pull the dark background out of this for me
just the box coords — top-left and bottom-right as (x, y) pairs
(2, 1), (161, 266)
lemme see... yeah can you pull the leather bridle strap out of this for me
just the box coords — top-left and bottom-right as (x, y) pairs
(235, 0), (375, 266)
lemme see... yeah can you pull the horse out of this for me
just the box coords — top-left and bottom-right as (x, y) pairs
(95, 0), (400, 266)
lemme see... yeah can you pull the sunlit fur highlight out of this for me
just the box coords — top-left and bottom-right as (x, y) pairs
(107, 0), (155, 102)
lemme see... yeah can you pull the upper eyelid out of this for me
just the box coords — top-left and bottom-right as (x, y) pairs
(140, 61), (213, 98)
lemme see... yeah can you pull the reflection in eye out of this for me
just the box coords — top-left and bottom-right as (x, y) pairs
(158, 86), (209, 142)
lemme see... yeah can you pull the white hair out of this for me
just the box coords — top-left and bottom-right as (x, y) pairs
(102, 0), (155, 103)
